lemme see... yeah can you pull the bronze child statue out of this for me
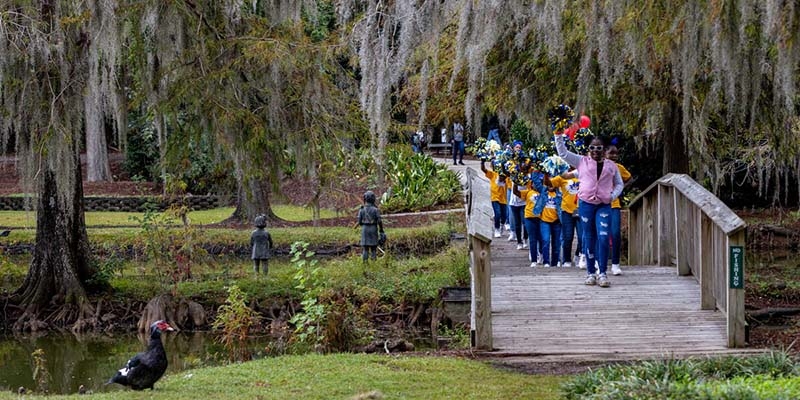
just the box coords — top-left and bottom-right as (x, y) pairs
(250, 214), (274, 275)
(357, 191), (384, 261)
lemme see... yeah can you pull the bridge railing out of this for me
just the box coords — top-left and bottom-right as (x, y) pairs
(628, 173), (747, 347)
(465, 167), (494, 350)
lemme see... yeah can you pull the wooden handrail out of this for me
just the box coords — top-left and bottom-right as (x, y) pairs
(628, 173), (747, 347)
(465, 167), (493, 350)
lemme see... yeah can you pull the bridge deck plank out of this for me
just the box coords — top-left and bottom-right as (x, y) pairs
(488, 238), (740, 359)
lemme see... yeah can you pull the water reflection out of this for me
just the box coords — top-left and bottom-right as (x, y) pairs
(0, 330), (272, 395)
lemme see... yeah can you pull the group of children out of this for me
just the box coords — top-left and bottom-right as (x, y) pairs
(482, 134), (631, 288)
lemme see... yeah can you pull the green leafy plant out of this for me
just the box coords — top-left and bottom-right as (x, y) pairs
(88, 249), (124, 287)
(212, 285), (261, 361)
(288, 241), (328, 350)
(381, 147), (462, 213)
(509, 118), (534, 148)
(438, 324), (471, 349)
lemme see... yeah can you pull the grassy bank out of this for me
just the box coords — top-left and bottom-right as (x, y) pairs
(0, 353), (566, 399)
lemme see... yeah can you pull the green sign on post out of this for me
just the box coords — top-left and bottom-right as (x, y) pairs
(729, 246), (744, 289)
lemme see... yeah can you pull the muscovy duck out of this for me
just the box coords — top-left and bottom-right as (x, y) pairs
(107, 320), (174, 390)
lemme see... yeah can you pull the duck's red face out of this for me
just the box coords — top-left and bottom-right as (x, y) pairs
(156, 321), (174, 332)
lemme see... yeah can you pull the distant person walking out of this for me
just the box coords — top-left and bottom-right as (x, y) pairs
(452, 121), (465, 165)
(487, 126), (501, 145)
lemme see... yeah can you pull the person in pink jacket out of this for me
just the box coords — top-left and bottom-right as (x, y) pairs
(554, 132), (623, 287)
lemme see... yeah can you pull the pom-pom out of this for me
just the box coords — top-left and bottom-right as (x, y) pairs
(547, 104), (575, 133)
(567, 127), (592, 155)
(579, 115), (591, 129)
(471, 138), (504, 161)
(491, 149), (512, 173)
(486, 140), (502, 154)
(541, 155), (570, 177)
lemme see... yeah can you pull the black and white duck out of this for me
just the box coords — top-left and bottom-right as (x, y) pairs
(107, 320), (174, 390)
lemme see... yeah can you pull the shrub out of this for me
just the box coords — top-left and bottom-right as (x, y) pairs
(212, 285), (261, 361)
(562, 351), (800, 400)
(381, 147), (462, 213)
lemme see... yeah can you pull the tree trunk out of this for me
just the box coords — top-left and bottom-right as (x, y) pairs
(85, 57), (112, 182)
(13, 145), (96, 331)
(662, 97), (690, 175)
(231, 170), (278, 224)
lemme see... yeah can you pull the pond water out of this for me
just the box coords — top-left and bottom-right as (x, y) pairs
(0, 330), (273, 395)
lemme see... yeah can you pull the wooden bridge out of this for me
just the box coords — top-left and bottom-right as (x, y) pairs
(464, 168), (753, 362)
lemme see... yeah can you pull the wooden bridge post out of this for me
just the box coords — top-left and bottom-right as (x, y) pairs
(657, 181), (676, 268)
(470, 235), (492, 350)
(465, 167), (494, 350)
(727, 229), (746, 347)
(699, 213), (716, 310)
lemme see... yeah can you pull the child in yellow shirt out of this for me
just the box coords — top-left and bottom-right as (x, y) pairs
(549, 171), (581, 267)
(481, 160), (510, 238)
(513, 174), (544, 267)
(606, 143), (632, 275)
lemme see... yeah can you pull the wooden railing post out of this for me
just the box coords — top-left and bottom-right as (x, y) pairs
(470, 235), (492, 350)
(465, 168), (494, 350)
(727, 229), (746, 347)
(657, 181), (675, 267)
(699, 214), (715, 310)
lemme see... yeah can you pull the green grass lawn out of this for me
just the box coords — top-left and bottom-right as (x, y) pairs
(0, 205), (340, 229)
(0, 354), (566, 399)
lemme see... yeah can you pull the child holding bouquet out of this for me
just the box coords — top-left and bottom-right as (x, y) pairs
(480, 160), (510, 238)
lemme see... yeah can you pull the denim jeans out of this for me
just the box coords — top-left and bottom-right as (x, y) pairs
(452, 140), (464, 163)
(491, 201), (508, 229)
(540, 220), (562, 266)
(610, 207), (622, 265)
(579, 201), (612, 275)
(559, 210), (580, 263)
(509, 205), (526, 243)
(523, 217), (542, 263)
(507, 189), (514, 231)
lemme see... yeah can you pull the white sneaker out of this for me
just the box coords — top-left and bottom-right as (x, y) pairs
(530, 262), (536, 268)
(611, 264), (622, 275)
(578, 254), (587, 269)
(516, 244), (524, 250)
(504, 223), (510, 231)
(522, 242), (528, 249)
(494, 229), (501, 238)
(507, 233), (516, 241)
(543, 263), (551, 268)
(563, 261), (572, 268)
(557, 262), (563, 268)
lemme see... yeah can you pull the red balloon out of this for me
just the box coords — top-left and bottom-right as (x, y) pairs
(579, 115), (591, 129)
(565, 125), (577, 140)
